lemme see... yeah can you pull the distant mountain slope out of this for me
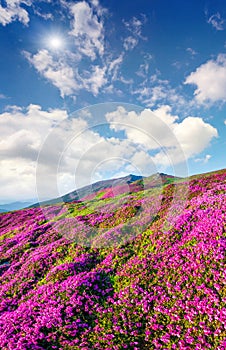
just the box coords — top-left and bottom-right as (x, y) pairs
(31, 173), (144, 207)
(0, 201), (34, 212)
(31, 172), (180, 207)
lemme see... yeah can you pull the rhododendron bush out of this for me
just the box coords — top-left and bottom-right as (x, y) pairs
(0, 170), (225, 349)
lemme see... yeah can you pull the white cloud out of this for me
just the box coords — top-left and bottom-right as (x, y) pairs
(69, 0), (105, 60)
(33, 8), (53, 21)
(0, 104), (137, 201)
(148, 85), (168, 104)
(123, 15), (147, 51)
(105, 105), (218, 162)
(136, 54), (152, 77)
(194, 154), (212, 163)
(172, 61), (183, 70)
(103, 84), (123, 96)
(123, 15), (147, 37)
(107, 54), (124, 81)
(118, 76), (133, 85)
(185, 54), (226, 104)
(207, 13), (224, 31)
(205, 154), (212, 162)
(173, 117), (217, 158)
(0, 104), (68, 153)
(0, 0), (31, 26)
(0, 104), (69, 201)
(17, 1), (124, 99)
(105, 106), (177, 151)
(82, 65), (107, 95)
(123, 36), (138, 51)
(0, 103), (218, 202)
(186, 47), (197, 56)
(0, 104), (69, 172)
(152, 105), (179, 127)
(25, 49), (108, 97)
(24, 49), (79, 98)
(0, 158), (37, 202)
(133, 74), (188, 109)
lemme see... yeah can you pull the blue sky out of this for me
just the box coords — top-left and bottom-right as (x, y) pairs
(0, 0), (225, 202)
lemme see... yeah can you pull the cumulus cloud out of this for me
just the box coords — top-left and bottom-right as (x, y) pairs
(185, 54), (226, 104)
(0, 0), (31, 26)
(24, 49), (79, 98)
(105, 105), (218, 163)
(0, 103), (218, 202)
(69, 0), (105, 60)
(207, 13), (224, 31)
(82, 65), (107, 95)
(0, 104), (142, 201)
(24, 49), (108, 97)
(173, 117), (218, 158)
(0, 104), (68, 201)
(0, 104), (68, 160)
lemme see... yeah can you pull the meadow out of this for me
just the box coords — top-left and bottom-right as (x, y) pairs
(0, 170), (225, 349)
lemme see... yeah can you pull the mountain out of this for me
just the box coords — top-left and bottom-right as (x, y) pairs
(0, 201), (34, 212)
(31, 172), (180, 208)
(31, 173), (144, 207)
(0, 168), (225, 349)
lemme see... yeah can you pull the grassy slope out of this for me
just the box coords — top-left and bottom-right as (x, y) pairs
(0, 170), (225, 349)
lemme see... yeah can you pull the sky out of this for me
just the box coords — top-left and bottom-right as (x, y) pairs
(0, 0), (225, 203)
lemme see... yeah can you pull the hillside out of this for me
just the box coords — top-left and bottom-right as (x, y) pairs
(0, 169), (225, 349)
(31, 173), (144, 207)
(31, 172), (178, 208)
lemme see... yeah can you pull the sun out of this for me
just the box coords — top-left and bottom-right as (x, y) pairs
(48, 35), (64, 50)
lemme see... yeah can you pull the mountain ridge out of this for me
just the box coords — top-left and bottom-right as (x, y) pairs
(30, 172), (179, 208)
(0, 201), (34, 212)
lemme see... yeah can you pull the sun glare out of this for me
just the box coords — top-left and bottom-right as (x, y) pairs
(48, 36), (63, 50)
